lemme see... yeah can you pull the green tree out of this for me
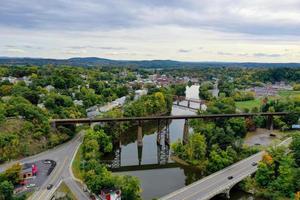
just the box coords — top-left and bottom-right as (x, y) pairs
(291, 133), (300, 166)
(0, 180), (14, 200)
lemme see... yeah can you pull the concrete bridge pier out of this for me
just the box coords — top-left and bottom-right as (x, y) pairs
(267, 115), (274, 131)
(183, 119), (189, 145)
(137, 121), (143, 147)
(157, 120), (161, 145)
(51, 121), (56, 131)
(165, 120), (170, 146)
(137, 145), (143, 165)
(224, 188), (231, 199)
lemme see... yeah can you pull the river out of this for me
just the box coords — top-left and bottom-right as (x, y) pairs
(113, 85), (255, 200)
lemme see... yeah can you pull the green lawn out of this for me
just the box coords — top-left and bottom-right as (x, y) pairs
(278, 90), (300, 98)
(235, 99), (261, 111)
(72, 145), (84, 181)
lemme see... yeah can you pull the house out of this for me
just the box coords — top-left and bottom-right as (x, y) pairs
(112, 96), (126, 106)
(86, 105), (100, 118)
(20, 164), (38, 180)
(99, 103), (118, 113)
(45, 85), (55, 92)
(99, 188), (121, 200)
(74, 100), (83, 106)
(134, 89), (147, 100)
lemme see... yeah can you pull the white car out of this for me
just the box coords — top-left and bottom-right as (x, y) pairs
(26, 183), (36, 188)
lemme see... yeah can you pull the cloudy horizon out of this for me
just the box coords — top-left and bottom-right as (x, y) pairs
(1, 0), (300, 62)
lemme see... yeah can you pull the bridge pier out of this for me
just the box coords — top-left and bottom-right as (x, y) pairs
(165, 120), (170, 146)
(157, 120), (161, 145)
(183, 119), (189, 145)
(137, 121), (143, 147)
(225, 188), (230, 199)
(267, 115), (274, 131)
(51, 121), (56, 131)
(138, 145), (143, 165)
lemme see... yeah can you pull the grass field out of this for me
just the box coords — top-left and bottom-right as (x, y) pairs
(278, 90), (300, 98)
(236, 90), (300, 111)
(235, 99), (261, 111)
(72, 145), (84, 180)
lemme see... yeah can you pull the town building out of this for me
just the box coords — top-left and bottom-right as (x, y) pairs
(98, 188), (121, 200)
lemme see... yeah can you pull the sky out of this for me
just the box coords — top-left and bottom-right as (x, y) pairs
(1, 0), (300, 62)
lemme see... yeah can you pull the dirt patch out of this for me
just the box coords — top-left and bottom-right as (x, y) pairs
(244, 128), (282, 147)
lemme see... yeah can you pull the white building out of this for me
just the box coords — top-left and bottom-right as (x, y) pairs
(45, 85), (55, 92)
(73, 100), (83, 106)
(134, 89), (147, 100)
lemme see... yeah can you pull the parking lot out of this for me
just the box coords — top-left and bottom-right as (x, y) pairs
(15, 159), (56, 194)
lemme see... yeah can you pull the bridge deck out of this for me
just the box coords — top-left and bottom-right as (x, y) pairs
(51, 112), (289, 125)
(160, 152), (263, 200)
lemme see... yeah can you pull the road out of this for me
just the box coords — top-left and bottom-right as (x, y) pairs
(160, 137), (292, 200)
(0, 131), (89, 200)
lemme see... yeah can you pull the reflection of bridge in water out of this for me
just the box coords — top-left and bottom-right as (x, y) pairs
(102, 120), (172, 171)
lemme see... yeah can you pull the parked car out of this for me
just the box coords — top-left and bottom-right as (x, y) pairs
(47, 184), (53, 190)
(26, 183), (36, 188)
(44, 160), (52, 164)
(252, 162), (258, 166)
(227, 176), (233, 180)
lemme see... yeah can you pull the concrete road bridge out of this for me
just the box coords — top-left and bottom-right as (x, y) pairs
(159, 137), (292, 200)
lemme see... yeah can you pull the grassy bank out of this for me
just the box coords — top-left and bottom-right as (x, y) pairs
(236, 99), (261, 111)
(72, 145), (84, 181)
(53, 182), (77, 200)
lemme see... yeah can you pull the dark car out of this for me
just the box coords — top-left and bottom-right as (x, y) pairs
(227, 176), (233, 180)
(252, 162), (258, 166)
(47, 184), (53, 190)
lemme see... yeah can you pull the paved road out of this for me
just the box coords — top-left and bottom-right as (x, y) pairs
(0, 131), (89, 200)
(160, 137), (292, 200)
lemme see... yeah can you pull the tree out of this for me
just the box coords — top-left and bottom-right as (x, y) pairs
(116, 175), (142, 200)
(291, 133), (300, 166)
(4, 163), (22, 185)
(0, 180), (13, 200)
(255, 162), (274, 187)
(171, 84), (186, 97)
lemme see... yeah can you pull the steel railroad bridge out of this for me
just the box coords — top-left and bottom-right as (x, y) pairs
(51, 112), (289, 146)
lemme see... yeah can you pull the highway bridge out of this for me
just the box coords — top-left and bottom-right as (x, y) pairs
(159, 137), (292, 200)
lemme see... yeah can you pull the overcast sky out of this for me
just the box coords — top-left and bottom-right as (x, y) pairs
(1, 0), (300, 62)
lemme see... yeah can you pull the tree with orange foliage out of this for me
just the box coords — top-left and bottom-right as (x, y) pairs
(262, 152), (273, 165)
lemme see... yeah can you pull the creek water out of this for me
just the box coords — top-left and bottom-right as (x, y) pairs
(112, 85), (255, 200)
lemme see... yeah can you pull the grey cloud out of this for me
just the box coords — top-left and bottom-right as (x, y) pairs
(253, 53), (282, 58)
(67, 46), (127, 50)
(0, 0), (300, 36)
(5, 44), (42, 49)
(178, 49), (191, 53)
(217, 51), (233, 56)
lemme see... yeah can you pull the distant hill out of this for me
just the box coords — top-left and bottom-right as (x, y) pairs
(0, 57), (300, 68)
